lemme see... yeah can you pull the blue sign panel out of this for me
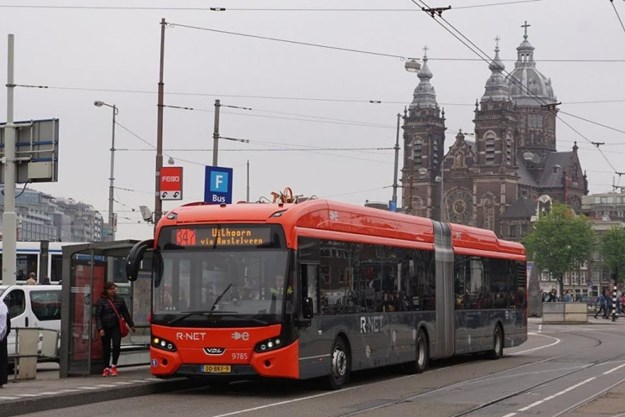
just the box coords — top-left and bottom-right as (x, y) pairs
(204, 166), (233, 204)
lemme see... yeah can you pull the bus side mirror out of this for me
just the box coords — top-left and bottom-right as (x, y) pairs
(302, 296), (314, 320)
(126, 239), (154, 281)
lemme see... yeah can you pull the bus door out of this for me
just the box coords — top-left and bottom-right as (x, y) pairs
(433, 222), (455, 358)
(296, 262), (328, 379)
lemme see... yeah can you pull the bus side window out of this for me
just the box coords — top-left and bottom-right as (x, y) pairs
(301, 264), (318, 314)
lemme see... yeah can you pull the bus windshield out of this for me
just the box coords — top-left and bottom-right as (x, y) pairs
(153, 248), (289, 326)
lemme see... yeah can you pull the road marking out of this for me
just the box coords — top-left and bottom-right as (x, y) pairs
(604, 362), (625, 375)
(210, 386), (359, 417)
(502, 413), (517, 417)
(508, 333), (560, 355)
(516, 377), (595, 412)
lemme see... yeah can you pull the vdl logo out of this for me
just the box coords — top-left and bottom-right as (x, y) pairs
(204, 166), (233, 204)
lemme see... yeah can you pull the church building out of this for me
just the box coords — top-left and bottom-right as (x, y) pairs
(401, 25), (588, 241)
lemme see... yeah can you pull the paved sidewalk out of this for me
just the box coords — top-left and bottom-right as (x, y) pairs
(0, 364), (203, 417)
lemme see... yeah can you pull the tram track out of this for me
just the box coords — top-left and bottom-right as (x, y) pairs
(331, 329), (625, 417)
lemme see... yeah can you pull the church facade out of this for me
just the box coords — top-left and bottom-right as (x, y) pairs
(401, 27), (588, 241)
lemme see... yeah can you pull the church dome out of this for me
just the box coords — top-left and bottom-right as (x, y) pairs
(506, 24), (556, 106)
(409, 53), (438, 109)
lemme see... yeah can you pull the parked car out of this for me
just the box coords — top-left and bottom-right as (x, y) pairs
(0, 284), (62, 369)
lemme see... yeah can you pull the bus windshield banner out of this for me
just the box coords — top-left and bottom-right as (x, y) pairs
(169, 225), (280, 248)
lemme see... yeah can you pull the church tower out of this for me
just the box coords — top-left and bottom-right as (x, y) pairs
(471, 40), (519, 230)
(507, 22), (558, 162)
(401, 51), (446, 220)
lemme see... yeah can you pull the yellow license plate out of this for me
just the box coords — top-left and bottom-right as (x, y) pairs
(202, 365), (231, 374)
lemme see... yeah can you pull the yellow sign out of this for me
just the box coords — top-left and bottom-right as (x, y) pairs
(202, 364), (231, 374)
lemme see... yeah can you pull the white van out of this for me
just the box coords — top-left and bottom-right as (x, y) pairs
(0, 284), (62, 364)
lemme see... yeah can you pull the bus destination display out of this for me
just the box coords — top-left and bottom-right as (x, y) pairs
(175, 226), (272, 247)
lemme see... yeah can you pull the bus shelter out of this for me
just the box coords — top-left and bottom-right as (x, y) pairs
(59, 240), (152, 377)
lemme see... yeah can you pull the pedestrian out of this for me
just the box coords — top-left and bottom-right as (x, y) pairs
(595, 289), (609, 319)
(26, 272), (37, 285)
(95, 282), (135, 377)
(0, 299), (10, 388)
(563, 290), (573, 303)
(546, 288), (558, 302)
(39, 276), (51, 285)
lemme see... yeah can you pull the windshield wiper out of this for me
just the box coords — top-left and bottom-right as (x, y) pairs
(206, 283), (233, 318)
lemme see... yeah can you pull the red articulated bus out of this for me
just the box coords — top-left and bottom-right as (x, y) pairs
(126, 199), (527, 389)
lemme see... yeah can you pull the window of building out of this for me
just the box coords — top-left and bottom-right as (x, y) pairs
(506, 135), (513, 165)
(528, 114), (543, 128)
(413, 140), (423, 169)
(485, 134), (495, 164)
(520, 223), (527, 236)
(508, 224), (516, 238)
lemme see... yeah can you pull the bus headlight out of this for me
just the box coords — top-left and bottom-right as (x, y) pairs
(254, 337), (282, 353)
(152, 336), (177, 352)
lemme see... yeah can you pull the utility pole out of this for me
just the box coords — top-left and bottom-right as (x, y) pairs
(246, 159), (250, 202)
(391, 113), (401, 211)
(154, 18), (166, 225)
(212, 99), (221, 166)
(2, 34), (17, 285)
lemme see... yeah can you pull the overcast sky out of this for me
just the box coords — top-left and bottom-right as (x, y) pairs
(1, 0), (624, 240)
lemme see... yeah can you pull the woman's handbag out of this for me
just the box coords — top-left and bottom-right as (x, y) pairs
(108, 299), (130, 337)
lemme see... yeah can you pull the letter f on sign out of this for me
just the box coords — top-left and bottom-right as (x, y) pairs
(215, 175), (223, 189)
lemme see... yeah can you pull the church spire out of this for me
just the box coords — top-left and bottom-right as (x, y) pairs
(409, 47), (438, 109)
(482, 37), (510, 101)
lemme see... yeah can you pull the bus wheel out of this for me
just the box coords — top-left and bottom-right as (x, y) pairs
(400, 328), (428, 374)
(326, 337), (350, 390)
(415, 329), (429, 373)
(488, 325), (504, 359)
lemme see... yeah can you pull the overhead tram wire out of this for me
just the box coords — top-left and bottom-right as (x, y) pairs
(169, 22), (406, 60)
(114, 119), (394, 167)
(610, 0), (625, 35)
(0, 1), (541, 11)
(163, 103), (396, 129)
(410, 0), (623, 177)
(558, 111), (625, 136)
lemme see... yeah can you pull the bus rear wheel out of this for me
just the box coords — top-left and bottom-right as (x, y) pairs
(488, 324), (504, 359)
(325, 337), (350, 390)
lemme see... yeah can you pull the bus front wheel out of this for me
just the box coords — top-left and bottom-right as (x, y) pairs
(325, 337), (350, 390)
(488, 324), (504, 359)
(400, 328), (428, 374)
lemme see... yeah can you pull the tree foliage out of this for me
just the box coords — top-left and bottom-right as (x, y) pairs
(601, 226), (625, 283)
(522, 202), (595, 298)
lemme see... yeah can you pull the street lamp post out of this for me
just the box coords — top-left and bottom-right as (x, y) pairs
(94, 100), (118, 240)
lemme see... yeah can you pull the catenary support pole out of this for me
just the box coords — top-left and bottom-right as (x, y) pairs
(154, 18), (166, 226)
(2, 34), (17, 285)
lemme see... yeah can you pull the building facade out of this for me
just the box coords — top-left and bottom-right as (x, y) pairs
(0, 187), (103, 242)
(401, 27), (588, 240)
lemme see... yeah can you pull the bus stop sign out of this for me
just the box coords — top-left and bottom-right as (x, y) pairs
(204, 166), (233, 204)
